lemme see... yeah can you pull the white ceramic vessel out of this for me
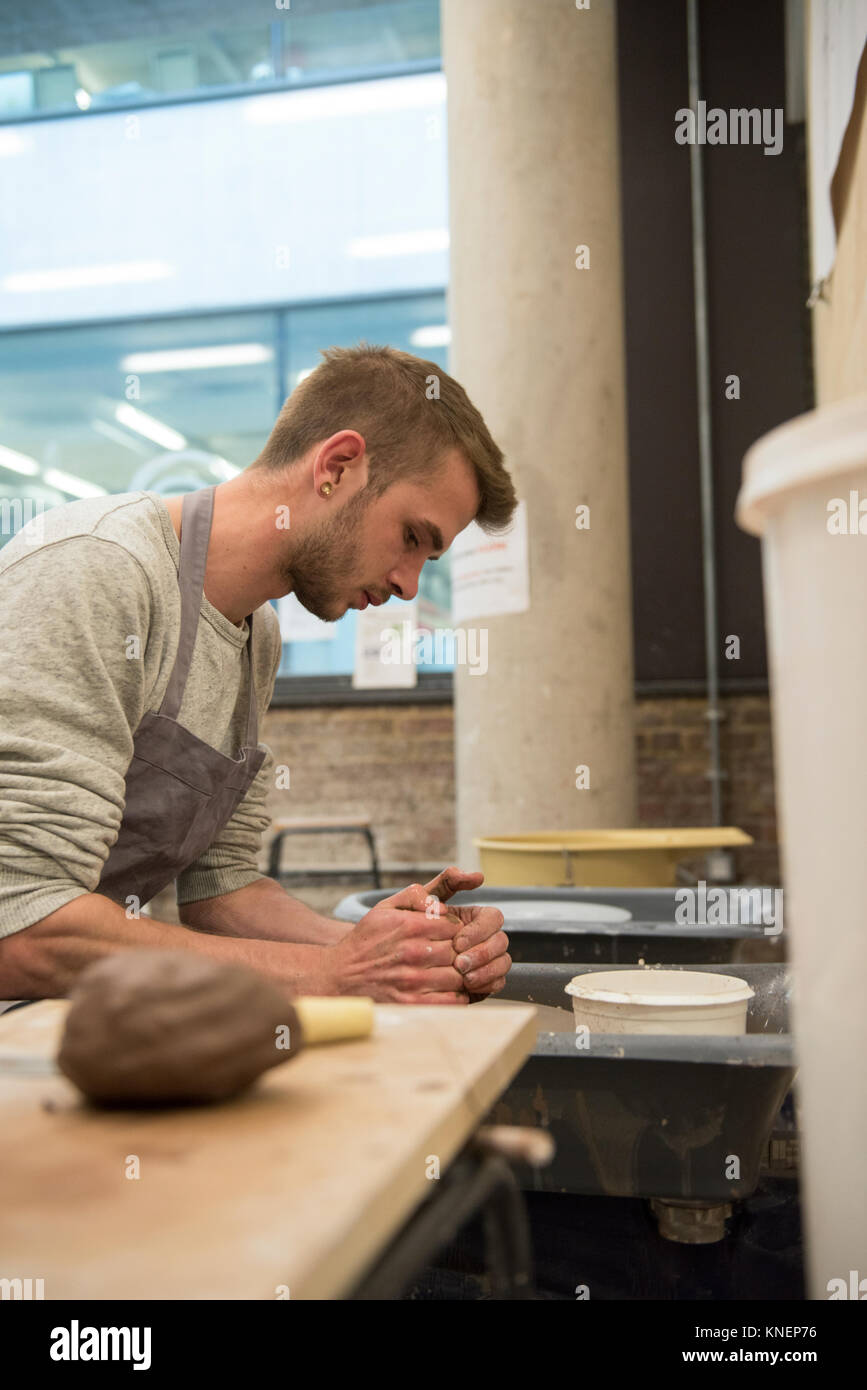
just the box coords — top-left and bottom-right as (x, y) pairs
(565, 969), (754, 1036)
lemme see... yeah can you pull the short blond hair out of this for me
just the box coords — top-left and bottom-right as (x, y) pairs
(253, 342), (516, 532)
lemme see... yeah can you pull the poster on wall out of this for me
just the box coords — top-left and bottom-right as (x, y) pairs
(807, 0), (867, 283)
(276, 592), (338, 642)
(352, 600), (419, 689)
(449, 499), (530, 624)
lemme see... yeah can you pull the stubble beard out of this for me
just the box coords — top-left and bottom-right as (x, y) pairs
(283, 489), (373, 622)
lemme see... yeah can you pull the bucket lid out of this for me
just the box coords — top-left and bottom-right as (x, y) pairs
(736, 393), (867, 536)
(565, 969), (755, 1008)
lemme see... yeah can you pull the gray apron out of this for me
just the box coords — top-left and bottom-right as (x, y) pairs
(97, 486), (267, 910)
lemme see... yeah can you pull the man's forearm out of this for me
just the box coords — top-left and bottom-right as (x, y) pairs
(0, 891), (339, 1000)
(178, 877), (355, 946)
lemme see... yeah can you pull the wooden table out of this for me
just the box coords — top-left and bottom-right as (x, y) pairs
(0, 998), (537, 1300)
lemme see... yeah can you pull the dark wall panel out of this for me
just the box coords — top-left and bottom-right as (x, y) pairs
(618, 0), (704, 683)
(700, 0), (812, 680)
(617, 0), (812, 686)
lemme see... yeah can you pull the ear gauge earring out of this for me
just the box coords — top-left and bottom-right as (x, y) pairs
(319, 481), (334, 497)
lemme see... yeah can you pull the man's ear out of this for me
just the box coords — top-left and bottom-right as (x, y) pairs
(315, 430), (368, 493)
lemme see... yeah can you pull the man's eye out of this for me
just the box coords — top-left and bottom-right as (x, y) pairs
(406, 528), (419, 548)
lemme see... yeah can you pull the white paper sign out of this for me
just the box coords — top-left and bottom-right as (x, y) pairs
(807, 0), (867, 281)
(449, 499), (530, 624)
(352, 601), (418, 689)
(277, 592), (338, 642)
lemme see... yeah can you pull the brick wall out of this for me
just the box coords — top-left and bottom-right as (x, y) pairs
(258, 694), (780, 907)
(261, 704), (457, 899)
(635, 695), (779, 884)
(147, 691), (779, 923)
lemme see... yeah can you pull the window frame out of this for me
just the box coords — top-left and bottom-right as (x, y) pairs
(0, 55), (442, 129)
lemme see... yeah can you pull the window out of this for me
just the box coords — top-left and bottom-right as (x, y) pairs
(0, 2), (441, 124)
(0, 292), (454, 692)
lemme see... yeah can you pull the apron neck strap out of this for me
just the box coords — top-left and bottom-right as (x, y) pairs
(243, 618), (259, 748)
(159, 487), (260, 748)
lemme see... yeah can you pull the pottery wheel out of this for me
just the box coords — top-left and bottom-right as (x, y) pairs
(471, 899), (632, 924)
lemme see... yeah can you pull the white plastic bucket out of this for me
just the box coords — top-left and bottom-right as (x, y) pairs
(736, 394), (867, 1297)
(564, 969), (754, 1035)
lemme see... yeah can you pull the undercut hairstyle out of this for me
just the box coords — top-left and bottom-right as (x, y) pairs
(251, 342), (517, 532)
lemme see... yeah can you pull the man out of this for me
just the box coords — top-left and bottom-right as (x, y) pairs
(0, 343), (517, 1005)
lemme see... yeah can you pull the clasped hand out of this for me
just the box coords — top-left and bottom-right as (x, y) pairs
(335, 866), (511, 1005)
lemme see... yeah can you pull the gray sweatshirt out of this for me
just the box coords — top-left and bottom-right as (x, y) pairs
(0, 491), (282, 937)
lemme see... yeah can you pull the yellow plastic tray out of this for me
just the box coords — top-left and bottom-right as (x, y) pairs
(473, 827), (753, 888)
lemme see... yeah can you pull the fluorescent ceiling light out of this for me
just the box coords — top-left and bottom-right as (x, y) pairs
(43, 468), (107, 499)
(410, 325), (451, 348)
(120, 344), (274, 373)
(90, 418), (153, 454)
(3, 261), (174, 293)
(347, 229), (449, 259)
(0, 444), (40, 477)
(245, 73), (445, 124)
(114, 404), (187, 451)
(295, 367), (315, 385)
(209, 458), (241, 480)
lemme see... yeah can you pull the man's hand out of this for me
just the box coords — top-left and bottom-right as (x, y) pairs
(373, 867), (511, 1003)
(418, 866), (486, 902)
(332, 891), (467, 1004)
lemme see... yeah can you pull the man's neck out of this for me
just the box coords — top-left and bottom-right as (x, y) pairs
(161, 475), (294, 625)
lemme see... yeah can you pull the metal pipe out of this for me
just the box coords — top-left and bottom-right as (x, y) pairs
(686, 0), (724, 827)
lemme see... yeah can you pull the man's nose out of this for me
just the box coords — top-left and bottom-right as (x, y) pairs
(387, 558), (424, 602)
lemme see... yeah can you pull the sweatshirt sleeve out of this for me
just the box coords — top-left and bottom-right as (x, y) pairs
(175, 604), (283, 907)
(0, 536), (155, 936)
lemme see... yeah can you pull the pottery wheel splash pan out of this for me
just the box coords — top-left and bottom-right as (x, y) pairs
(487, 962), (796, 1202)
(334, 886), (778, 963)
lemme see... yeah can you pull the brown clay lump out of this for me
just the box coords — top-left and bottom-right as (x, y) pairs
(57, 950), (299, 1105)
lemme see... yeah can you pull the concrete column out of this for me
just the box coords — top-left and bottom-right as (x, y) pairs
(441, 0), (637, 863)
